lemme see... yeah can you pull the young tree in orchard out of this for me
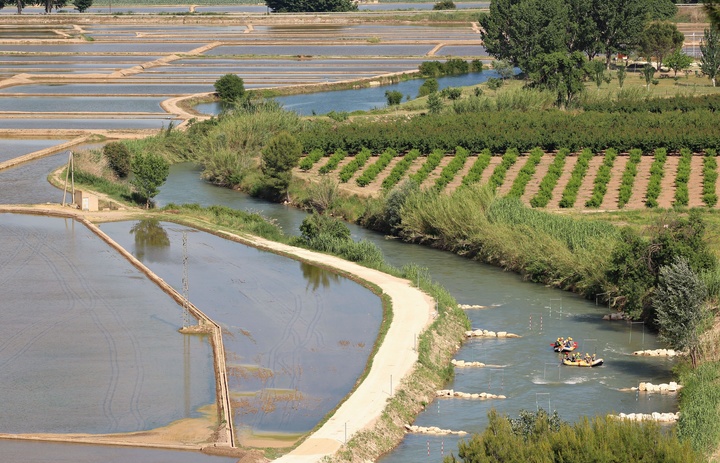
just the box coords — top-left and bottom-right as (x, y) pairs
(653, 257), (708, 368)
(616, 63), (627, 88)
(131, 152), (170, 209)
(638, 21), (685, 70)
(700, 27), (720, 87)
(261, 131), (302, 201)
(664, 49), (694, 77)
(265, 0), (357, 13)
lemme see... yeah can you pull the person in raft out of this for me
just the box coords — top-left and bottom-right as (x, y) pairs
(565, 337), (574, 348)
(555, 338), (565, 349)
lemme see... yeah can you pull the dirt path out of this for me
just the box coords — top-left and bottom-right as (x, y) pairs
(688, 154), (705, 208)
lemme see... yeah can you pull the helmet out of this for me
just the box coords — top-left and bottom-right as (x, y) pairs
(568, 337), (572, 341)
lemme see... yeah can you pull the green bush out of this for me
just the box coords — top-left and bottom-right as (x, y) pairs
(646, 148), (668, 208)
(411, 149), (445, 185)
(702, 149), (718, 207)
(339, 148), (372, 183)
(488, 147), (519, 191)
(382, 149), (421, 190)
(559, 148), (593, 208)
(461, 149), (492, 187)
(507, 147), (543, 198)
(434, 146), (470, 191)
(300, 213), (351, 242)
(318, 148), (347, 174)
(585, 148), (618, 208)
(213, 73), (245, 103)
(529, 148), (568, 208)
(356, 148), (397, 187)
(103, 141), (132, 178)
(299, 148), (325, 171)
(674, 148), (693, 207)
(618, 149), (643, 208)
(678, 361), (720, 457)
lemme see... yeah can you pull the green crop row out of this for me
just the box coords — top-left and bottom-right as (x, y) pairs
(617, 149), (643, 208)
(434, 146), (471, 191)
(356, 148), (397, 187)
(582, 93), (720, 114)
(507, 147), (543, 198)
(559, 148), (594, 208)
(411, 149), (445, 185)
(339, 147), (372, 183)
(585, 148), (618, 208)
(703, 149), (718, 207)
(645, 148), (668, 208)
(674, 148), (693, 207)
(299, 148), (324, 171)
(318, 148), (347, 174)
(461, 148), (492, 187)
(529, 148), (568, 208)
(382, 149), (421, 190)
(488, 148), (519, 191)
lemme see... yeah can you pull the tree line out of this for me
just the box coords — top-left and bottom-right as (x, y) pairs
(0, 0), (93, 13)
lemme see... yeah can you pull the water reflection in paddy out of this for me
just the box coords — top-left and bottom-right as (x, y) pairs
(206, 44), (435, 56)
(0, 96), (166, 113)
(0, 83), (214, 95)
(0, 214), (215, 434)
(0, 139), (66, 164)
(99, 221), (383, 436)
(0, 152), (68, 204)
(0, 118), (171, 130)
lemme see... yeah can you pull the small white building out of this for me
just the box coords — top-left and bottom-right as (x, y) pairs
(73, 190), (99, 212)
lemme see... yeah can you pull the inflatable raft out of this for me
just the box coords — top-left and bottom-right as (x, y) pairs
(562, 358), (604, 367)
(553, 341), (578, 352)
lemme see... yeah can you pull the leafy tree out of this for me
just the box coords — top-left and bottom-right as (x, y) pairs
(664, 49), (694, 77)
(616, 63), (627, 88)
(703, 0), (720, 29)
(385, 90), (403, 106)
(103, 141), (131, 178)
(427, 92), (444, 114)
(566, 0), (602, 58)
(653, 257), (708, 367)
(479, 0), (570, 74)
(638, 21), (685, 70)
(73, 0), (92, 12)
(592, 0), (651, 68)
(261, 131), (302, 200)
(418, 78), (439, 97)
(433, 0), (456, 9)
(701, 27), (720, 87)
(213, 74), (245, 104)
(493, 59), (514, 80)
(265, 0), (357, 13)
(486, 77), (503, 90)
(642, 63), (656, 89)
(441, 87), (462, 100)
(131, 152), (170, 209)
(647, 0), (677, 20)
(529, 51), (587, 107)
(589, 59), (606, 89)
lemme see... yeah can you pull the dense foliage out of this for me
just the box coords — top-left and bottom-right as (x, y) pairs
(529, 148), (567, 208)
(461, 149), (492, 187)
(488, 148), (519, 190)
(674, 148), (692, 207)
(339, 147), (372, 183)
(702, 149), (718, 207)
(585, 148), (617, 208)
(434, 146), (470, 191)
(265, 0), (357, 13)
(507, 147), (542, 198)
(645, 148), (668, 208)
(103, 141), (131, 178)
(382, 149), (421, 190)
(261, 131), (303, 199)
(617, 149), (642, 208)
(299, 148), (324, 171)
(318, 148), (347, 174)
(356, 148), (397, 187)
(581, 93), (720, 113)
(213, 74), (245, 104)
(410, 149), (444, 185)
(130, 151), (170, 209)
(559, 148), (593, 208)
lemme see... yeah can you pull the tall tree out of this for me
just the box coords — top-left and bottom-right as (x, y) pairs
(638, 21), (685, 70)
(701, 27), (720, 87)
(261, 131), (302, 200)
(592, 0), (651, 68)
(529, 51), (587, 107)
(704, 0), (720, 29)
(265, 0), (357, 13)
(653, 257), (708, 368)
(647, 0), (677, 20)
(73, 0), (92, 12)
(664, 49), (694, 77)
(566, 0), (601, 58)
(131, 152), (170, 209)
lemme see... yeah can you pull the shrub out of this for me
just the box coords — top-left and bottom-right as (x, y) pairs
(300, 213), (351, 242)
(461, 149), (492, 187)
(385, 90), (403, 106)
(434, 146), (471, 191)
(356, 148), (397, 187)
(318, 148), (347, 174)
(382, 149), (421, 190)
(103, 141), (132, 178)
(507, 147), (543, 198)
(418, 78), (439, 97)
(617, 149), (643, 208)
(702, 149), (718, 207)
(559, 148), (594, 208)
(645, 148), (668, 208)
(585, 148), (618, 208)
(411, 149), (445, 185)
(488, 148), (519, 191)
(339, 148), (372, 183)
(530, 148), (568, 208)
(213, 74), (245, 103)
(299, 148), (325, 171)
(674, 148), (692, 207)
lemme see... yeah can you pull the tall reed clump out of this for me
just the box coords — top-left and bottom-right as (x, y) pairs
(617, 148), (642, 208)
(339, 147), (372, 183)
(678, 361), (720, 458)
(461, 148), (492, 186)
(702, 149), (718, 207)
(356, 148), (397, 187)
(585, 148), (618, 208)
(507, 147), (543, 198)
(530, 148), (568, 208)
(645, 148), (668, 208)
(488, 147), (519, 191)
(382, 148), (421, 190)
(318, 148), (347, 174)
(674, 148), (693, 207)
(559, 148), (594, 208)
(434, 146), (470, 191)
(410, 149), (444, 185)
(299, 148), (325, 171)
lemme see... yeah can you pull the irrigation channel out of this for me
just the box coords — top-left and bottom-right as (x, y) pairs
(0, 11), (680, 463)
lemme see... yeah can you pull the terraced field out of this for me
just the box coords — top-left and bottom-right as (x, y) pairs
(296, 149), (720, 210)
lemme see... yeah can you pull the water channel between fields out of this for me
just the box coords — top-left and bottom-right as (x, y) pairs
(156, 163), (678, 462)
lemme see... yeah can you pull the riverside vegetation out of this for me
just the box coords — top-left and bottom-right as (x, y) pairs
(68, 81), (720, 461)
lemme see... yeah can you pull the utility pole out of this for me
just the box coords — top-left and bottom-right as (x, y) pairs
(62, 151), (75, 207)
(182, 231), (190, 329)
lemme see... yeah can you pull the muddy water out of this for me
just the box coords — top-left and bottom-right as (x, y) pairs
(157, 164), (677, 460)
(0, 213), (215, 434)
(99, 220), (383, 436)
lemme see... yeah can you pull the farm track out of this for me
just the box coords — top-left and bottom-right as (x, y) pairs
(299, 151), (720, 212)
